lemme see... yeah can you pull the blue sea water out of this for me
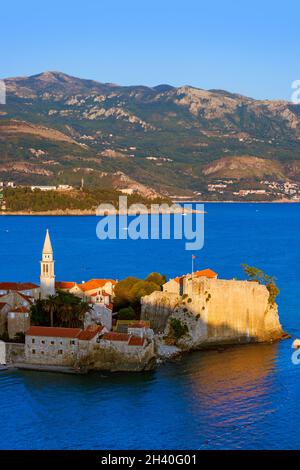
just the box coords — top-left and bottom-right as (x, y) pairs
(0, 203), (300, 449)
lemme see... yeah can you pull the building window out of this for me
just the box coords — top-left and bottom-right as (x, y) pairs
(41, 340), (45, 344)
(70, 340), (75, 345)
(50, 341), (55, 345)
(32, 349), (36, 354)
(41, 351), (44, 355)
(58, 350), (63, 355)
(32, 338), (35, 344)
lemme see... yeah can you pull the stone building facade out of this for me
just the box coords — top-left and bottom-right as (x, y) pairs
(162, 269), (217, 296)
(25, 325), (105, 366)
(0, 302), (11, 336)
(0, 292), (33, 337)
(7, 306), (30, 340)
(24, 325), (155, 371)
(0, 282), (40, 299)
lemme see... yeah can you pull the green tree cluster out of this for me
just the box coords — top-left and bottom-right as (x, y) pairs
(241, 264), (279, 305)
(4, 187), (170, 212)
(114, 272), (166, 314)
(118, 306), (136, 320)
(30, 290), (90, 328)
(169, 318), (188, 339)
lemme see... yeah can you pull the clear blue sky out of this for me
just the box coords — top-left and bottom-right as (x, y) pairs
(1, 0), (299, 100)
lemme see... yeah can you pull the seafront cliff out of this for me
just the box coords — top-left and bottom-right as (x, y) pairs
(141, 277), (284, 351)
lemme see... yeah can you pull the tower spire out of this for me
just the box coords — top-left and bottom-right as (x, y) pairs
(42, 228), (53, 254)
(40, 229), (55, 298)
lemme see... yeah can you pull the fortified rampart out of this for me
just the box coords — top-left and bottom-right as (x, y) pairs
(141, 277), (284, 349)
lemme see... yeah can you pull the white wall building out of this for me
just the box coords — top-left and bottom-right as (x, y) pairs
(0, 340), (6, 365)
(31, 186), (57, 191)
(87, 304), (113, 331)
(25, 325), (105, 366)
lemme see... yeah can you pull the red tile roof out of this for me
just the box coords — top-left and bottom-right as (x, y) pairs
(10, 306), (29, 313)
(174, 276), (184, 284)
(129, 321), (150, 328)
(79, 279), (116, 292)
(128, 336), (146, 346)
(173, 269), (217, 282)
(0, 302), (8, 310)
(194, 269), (217, 279)
(102, 332), (129, 342)
(55, 281), (77, 289)
(78, 325), (103, 341)
(18, 293), (34, 304)
(26, 326), (82, 338)
(0, 282), (39, 291)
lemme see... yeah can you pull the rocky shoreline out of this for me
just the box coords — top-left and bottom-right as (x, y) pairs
(1, 201), (299, 216)
(0, 207), (204, 216)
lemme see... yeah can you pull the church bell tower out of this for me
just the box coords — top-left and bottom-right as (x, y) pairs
(40, 229), (55, 298)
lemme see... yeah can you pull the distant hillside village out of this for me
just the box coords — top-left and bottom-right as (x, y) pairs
(0, 230), (285, 372)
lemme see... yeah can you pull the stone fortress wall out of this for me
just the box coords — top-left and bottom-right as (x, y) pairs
(141, 277), (284, 349)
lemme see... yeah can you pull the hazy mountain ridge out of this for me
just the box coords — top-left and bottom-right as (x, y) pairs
(1, 71), (300, 198)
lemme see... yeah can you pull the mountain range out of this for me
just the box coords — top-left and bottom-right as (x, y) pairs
(1, 71), (300, 199)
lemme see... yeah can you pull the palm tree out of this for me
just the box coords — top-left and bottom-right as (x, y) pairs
(31, 290), (91, 329)
(47, 294), (57, 327)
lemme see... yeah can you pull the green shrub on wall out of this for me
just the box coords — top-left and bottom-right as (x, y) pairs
(170, 318), (188, 339)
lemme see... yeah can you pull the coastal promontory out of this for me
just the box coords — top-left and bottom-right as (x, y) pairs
(141, 276), (284, 353)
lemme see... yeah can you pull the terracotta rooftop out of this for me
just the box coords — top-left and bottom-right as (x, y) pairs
(0, 282), (39, 291)
(173, 269), (217, 282)
(173, 276), (184, 284)
(102, 332), (129, 342)
(128, 336), (146, 347)
(128, 321), (150, 328)
(194, 269), (217, 279)
(79, 279), (116, 292)
(18, 293), (34, 304)
(55, 281), (77, 289)
(11, 306), (29, 313)
(0, 302), (8, 310)
(78, 325), (103, 341)
(26, 326), (82, 339)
